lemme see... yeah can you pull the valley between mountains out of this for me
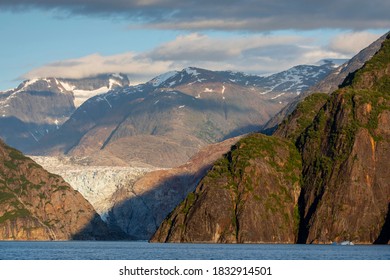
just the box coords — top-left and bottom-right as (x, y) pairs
(0, 32), (389, 244)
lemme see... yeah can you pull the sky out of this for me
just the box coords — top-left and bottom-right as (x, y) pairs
(0, 0), (389, 90)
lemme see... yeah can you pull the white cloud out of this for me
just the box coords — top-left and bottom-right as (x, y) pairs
(329, 32), (382, 55)
(23, 31), (378, 83)
(23, 53), (174, 84)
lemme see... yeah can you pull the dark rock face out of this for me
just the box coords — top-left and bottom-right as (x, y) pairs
(0, 140), (113, 240)
(151, 134), (302, 243)
(152, 33), (390, 244)
(297, 35), (390, 244)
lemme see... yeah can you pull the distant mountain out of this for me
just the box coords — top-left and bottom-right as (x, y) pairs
(30, 63), (336, 168)
(0, 74), (129, 151)
(262, 32), (389, 133)
(149, 62), (336, 96)
(0, 140), (118, 240)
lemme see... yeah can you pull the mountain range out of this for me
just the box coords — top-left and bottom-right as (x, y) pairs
(26, 62), (338, 168)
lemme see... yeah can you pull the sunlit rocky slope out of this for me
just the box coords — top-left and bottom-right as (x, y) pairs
(0, 141), (115, 240)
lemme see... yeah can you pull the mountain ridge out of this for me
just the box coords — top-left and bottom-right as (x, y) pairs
(28, 63), (337, 168)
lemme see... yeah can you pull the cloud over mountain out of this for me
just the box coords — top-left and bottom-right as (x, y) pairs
(23, 33), (348, 81)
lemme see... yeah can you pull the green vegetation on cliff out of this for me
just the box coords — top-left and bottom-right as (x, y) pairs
(276, 93), (329, 142)
(152, 33), (390, 245)
(0, 140), (113, 240)
(296, 34), (390, 244)
(152, 133), (302, 243)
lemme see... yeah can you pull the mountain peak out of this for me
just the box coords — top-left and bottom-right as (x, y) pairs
(149, 71), (179, 87)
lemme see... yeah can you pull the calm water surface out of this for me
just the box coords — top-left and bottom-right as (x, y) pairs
(0, 241), (389, 260)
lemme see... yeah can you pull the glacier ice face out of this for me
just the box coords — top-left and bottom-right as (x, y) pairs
(31, 156), (155, 222)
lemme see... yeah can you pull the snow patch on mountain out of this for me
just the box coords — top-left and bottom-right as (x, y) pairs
(150, 71), (178, 87)
(185, 67), (200, 76)
(58, 81), (75, 92)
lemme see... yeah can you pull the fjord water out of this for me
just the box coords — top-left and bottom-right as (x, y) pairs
(0, 242), (389, 260)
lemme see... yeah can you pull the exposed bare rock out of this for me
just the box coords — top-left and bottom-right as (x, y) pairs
(297, 35), (390, 244)
(274, 93), (330, 142)
(151, 134), (302, 243)
(0, 141), (114, 240)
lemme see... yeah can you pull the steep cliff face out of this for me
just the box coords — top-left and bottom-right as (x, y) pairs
(151, 134), (301, 243)
(0, 141), (113, 240)
(152, 33), (390, 244)
(297, 35), (390, 244)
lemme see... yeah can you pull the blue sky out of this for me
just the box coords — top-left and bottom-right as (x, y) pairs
(0, 1), (389, 90)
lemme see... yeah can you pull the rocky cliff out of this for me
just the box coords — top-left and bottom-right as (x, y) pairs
(296, 34), (390, 244)
(0, 140), (114, 240)
(152, 33), (390, 244)
(151, 134), (301, 243)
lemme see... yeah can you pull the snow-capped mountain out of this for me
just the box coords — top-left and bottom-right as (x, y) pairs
(148, 62), (337, 97)
(0, 73), (129, 151)
(256, 60), (340, 95)
(30, 63), (337, 168)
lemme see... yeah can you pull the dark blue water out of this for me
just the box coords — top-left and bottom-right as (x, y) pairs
(0, 241), (389, 260)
